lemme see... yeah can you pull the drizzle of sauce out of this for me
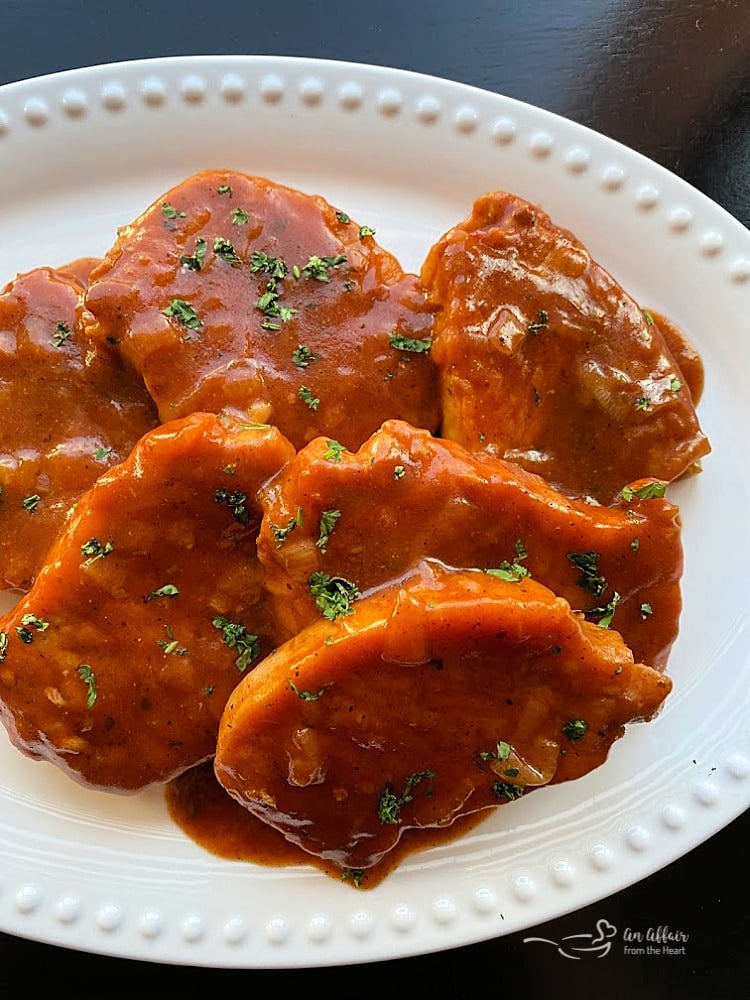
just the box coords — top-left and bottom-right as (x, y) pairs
(166, 761), (491, 890)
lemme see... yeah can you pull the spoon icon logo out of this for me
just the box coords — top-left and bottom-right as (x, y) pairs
(523, 918), (618, 960)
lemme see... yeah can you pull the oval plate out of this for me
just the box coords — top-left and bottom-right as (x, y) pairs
(0, 56), (748, 968)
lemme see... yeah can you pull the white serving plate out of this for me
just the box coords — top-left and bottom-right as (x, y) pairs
(0, 56), (748, 968)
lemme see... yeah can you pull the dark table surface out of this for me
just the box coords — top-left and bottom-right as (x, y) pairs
(1, 1), (748, 996)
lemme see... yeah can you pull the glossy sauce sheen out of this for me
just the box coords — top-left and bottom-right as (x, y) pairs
(0, 267), (158, 590)
(84, 169), (440, 451)
(0, 413), (294, 791)
(258, 420), (683, 670)
(421, 192), (710, 503)
(214, 561), (670, 875)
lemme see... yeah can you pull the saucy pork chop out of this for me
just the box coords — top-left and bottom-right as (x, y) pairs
(257, 420), (683, 670)
(215, 561), (671, 879)
(421, 191), (711, 503)
(84, 169), (439, 451)
(0, 267), (158, 591)
(0, 413), (294, 792)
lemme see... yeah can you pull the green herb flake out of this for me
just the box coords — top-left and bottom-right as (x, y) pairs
(491, 781), (525, 801)
(567, 551), (606, 598)
(231, 207), (251, 226)
(180, 238), (207, 271)
(15, 626), (33, 644)
(670, 376), (683, 392)
(212, 615), (260, 672)
(478, 740), (512, 762)
(392, 465), (406, 480)
(162, 298), (203, 330)
(217, 184), (233, 196)
(335, 211), (351, 224)
(389, 333), (432, 354)
(81, 538), (114, 564)
(341, 868), (366, 887)
(94, 445), (113, 462)
(223, 464), (237, 476)
(631, 538), (640, 551)
(287, 678), (327, 701)
(298, 385), (320, 411)
(271, 507), (303, 547)
(377, 770), (434, 825)
(20, 613), (49, 633)
(292, 344), (317, 368)
(562, 719), (588, 741)
(590, 590), (621, 628)
(161, 202), (186, 220)
(144, 583), (180, 602)
(485, 539), (530, 583)
(358, 225), (376, 240)
(21, 494), (41, 513)
(316, 508), (341, 553)
(213, 237), (243, 266)
(504, 767), (520, 778)
(0, 631), (7, 662)
(528, 308), (549, 333)
(324, 439), (346, 463)
(308, 572), (360, 620)
(214, 487), (251, 525)
(642, 309), (655, 326)
(158, 624), (189, 657)
(619, 481), (668, 502)
(249, 251), (288, 279)
(635, 396), (650, 411)
(640, 602), (653, 620)
(52, 321), (72, 347)
(302, 254), (348, 282)
(78, 664), (97, 709)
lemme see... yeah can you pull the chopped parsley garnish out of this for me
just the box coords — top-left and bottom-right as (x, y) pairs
(217, 184), (233, 196)
(316, 509), (341, 553)
(642, 309), (655, 326)
(341, 868), (366, 887)
(302, 254), (348, 281)
(231, 207), (250, 225)
(640, 602), (653, 620)
(504, 767), (520, 778)
(635, 396), (650, 411)
(486, 539), (530, 583)
(491, 781), (525, 801)
(158, 624), (189, 657)
(94, 445), (113, 462)
(214, 487), (251, 525)
(308, 572), (360, 620)
(271, 507), (303, 547)
(212, 615), (260, 672)
(389, 333), (432, 354)
(377, 770), (434, 824)
(21, 494), (41, 513)
(358, 225), (376, 240)
(562, 719), (588, 741)
(144, 583), (180, 602)
(298, 385), (320, 410)
(631, 538), (640, 551)
(20, 613), (49, 633)
(81, 538), (113, 563)
(335, 211), (350, 224)
(223, 464), (237, 475)
(589, 590), (621, 628)
(180, 238), (207, 271)
(213, 237), (243, 266)
(566, 551), (606, 598)
(670, 377), (682, 392)
(249, 251), (288, 279)
(15, 626), (33, 643)
(254, 278), (297, 330)
(161, 202), (186, 220)
(478, 740), (512, 762)
(0, 631), (7, 662)
(287, 678), (327, 701)
(162, 298), (203, 330)
(52, 321), (72, 347)
(324, 440), (346, 462)
(619, 481), (668, 502)
(527, 309), (549, 333)
(292, 344), (317, 368)
(77, 664), (97, 709)
(393, 465), (405, 480)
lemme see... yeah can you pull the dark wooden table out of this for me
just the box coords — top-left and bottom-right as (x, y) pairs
(1, 1), (748, 995)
